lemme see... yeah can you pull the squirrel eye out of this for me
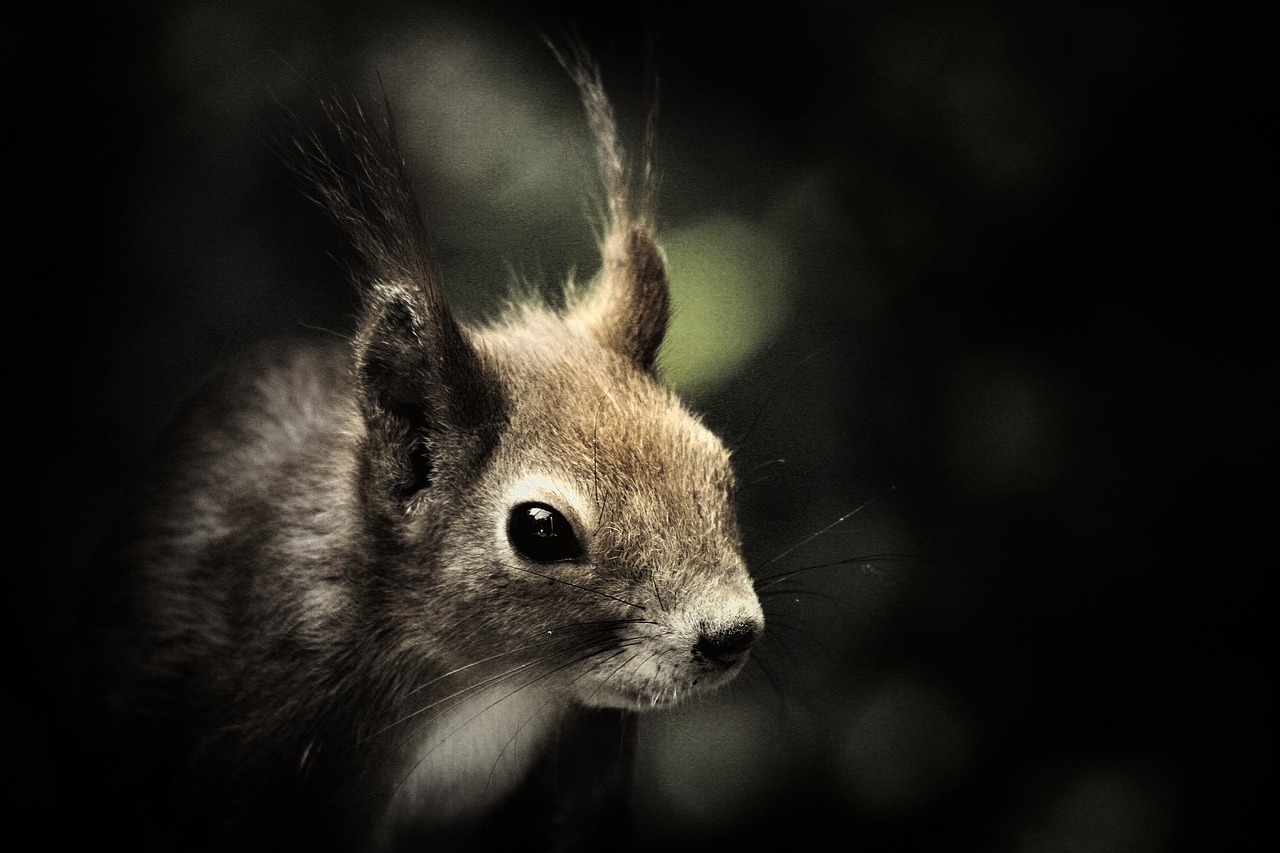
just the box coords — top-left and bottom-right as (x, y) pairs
(507, 502), (582, 563)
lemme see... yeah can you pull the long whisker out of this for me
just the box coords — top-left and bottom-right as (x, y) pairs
(402, 617), (656, 700)
(741, 457), (788, 477)
(483, 642), (644, 796)
(751, 488), (895, 575)
(729, 344), (832, 450)
(753, 552), (916, 591)
(373, 628), (629, 746)
(754, 618), (809, 669)
(369, 636), (622, 787)
(401, 629), (593, 701)
(650, 575), (668, 612)
(499, 560), (646, 609)
(580, 645), (646, 707)
(759, 587), (891, 622)
(373, 654), (557, 745)
(378, 616), (658, 768)
(393, 638), (635, 794)
(743, 472), (786, 490)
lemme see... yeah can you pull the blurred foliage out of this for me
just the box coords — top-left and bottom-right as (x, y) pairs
(661, 216), (793, 392)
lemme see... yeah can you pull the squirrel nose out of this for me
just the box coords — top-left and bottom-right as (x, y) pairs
(693, 618), (761, 666)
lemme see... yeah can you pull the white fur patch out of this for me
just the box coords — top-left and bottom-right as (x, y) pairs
(378, 683), (562, 839)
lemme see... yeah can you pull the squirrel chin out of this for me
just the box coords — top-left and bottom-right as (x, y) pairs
(574, 663), (750, 712)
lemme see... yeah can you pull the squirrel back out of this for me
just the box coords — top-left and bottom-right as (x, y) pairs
(75, 52), (762, 851)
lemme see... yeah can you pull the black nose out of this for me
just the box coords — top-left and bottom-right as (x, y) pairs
(693, 619), (761, 666)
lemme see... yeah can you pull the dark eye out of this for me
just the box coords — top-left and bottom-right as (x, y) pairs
(507, 502), (582, 563)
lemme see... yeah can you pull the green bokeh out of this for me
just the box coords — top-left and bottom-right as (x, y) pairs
(659, 216), (793, 393)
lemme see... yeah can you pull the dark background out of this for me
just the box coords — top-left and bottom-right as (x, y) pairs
(17, 1), (1269, 850)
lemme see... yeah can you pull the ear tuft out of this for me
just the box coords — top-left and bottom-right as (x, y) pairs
(294, 92), (506, 513)
(573, 226), (670, 370)
(553, 44), (671, 372)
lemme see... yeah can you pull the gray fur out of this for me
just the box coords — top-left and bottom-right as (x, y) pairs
(76, 54), (762, 852)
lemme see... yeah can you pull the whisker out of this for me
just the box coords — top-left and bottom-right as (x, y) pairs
(393, 638), (636, 794)
(753, 552), (916, 591)
(398, 616), (654, 705)
(483, 643), (643, 797)
(743, 472), (785, 490)
(499, 560), (646, 609)
(375, 638), (619, 787)
(579, 645), (646, 707)
(650, 575), (668, 612)
(375, 661), (542, 746)
(751, 488), (895, 576)
(754, 618), (811, 669)
(759, 586), (889, 621)
(379, 617), (655, 761)
(729, 344), (832, 450)
(401, 626), (605, 700)
(736, 649), (802, 729)
(741, 457), (788, 477)
(374, 630), (625, 744)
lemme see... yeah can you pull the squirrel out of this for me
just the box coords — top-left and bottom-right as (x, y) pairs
(72, 48), (764, 852)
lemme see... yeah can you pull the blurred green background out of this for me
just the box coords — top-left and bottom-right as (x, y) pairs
(16, 2), (1267, 851)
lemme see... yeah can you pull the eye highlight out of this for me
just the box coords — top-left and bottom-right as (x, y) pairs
(507, 502), (582, 563)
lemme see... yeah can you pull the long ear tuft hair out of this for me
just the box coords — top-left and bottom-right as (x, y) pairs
(551, 42), (671, 373)
(289, 89), (505, 517)
(287, 91), (444, 305)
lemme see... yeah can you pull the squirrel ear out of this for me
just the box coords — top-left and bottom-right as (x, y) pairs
(354, 281), (504, 508)
(572, 225), (670, 370)
(295, 93), (504, 509)
(555, 46), (669, 371)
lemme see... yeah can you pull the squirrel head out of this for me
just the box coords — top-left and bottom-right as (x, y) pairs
(310, 56), (762, 709)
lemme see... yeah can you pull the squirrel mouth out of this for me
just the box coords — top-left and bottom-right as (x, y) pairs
(573, 650), (753, 712)
(555, 608), (762, 711)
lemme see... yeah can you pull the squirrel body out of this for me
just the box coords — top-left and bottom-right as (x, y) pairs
(76, 55), (762, 851)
